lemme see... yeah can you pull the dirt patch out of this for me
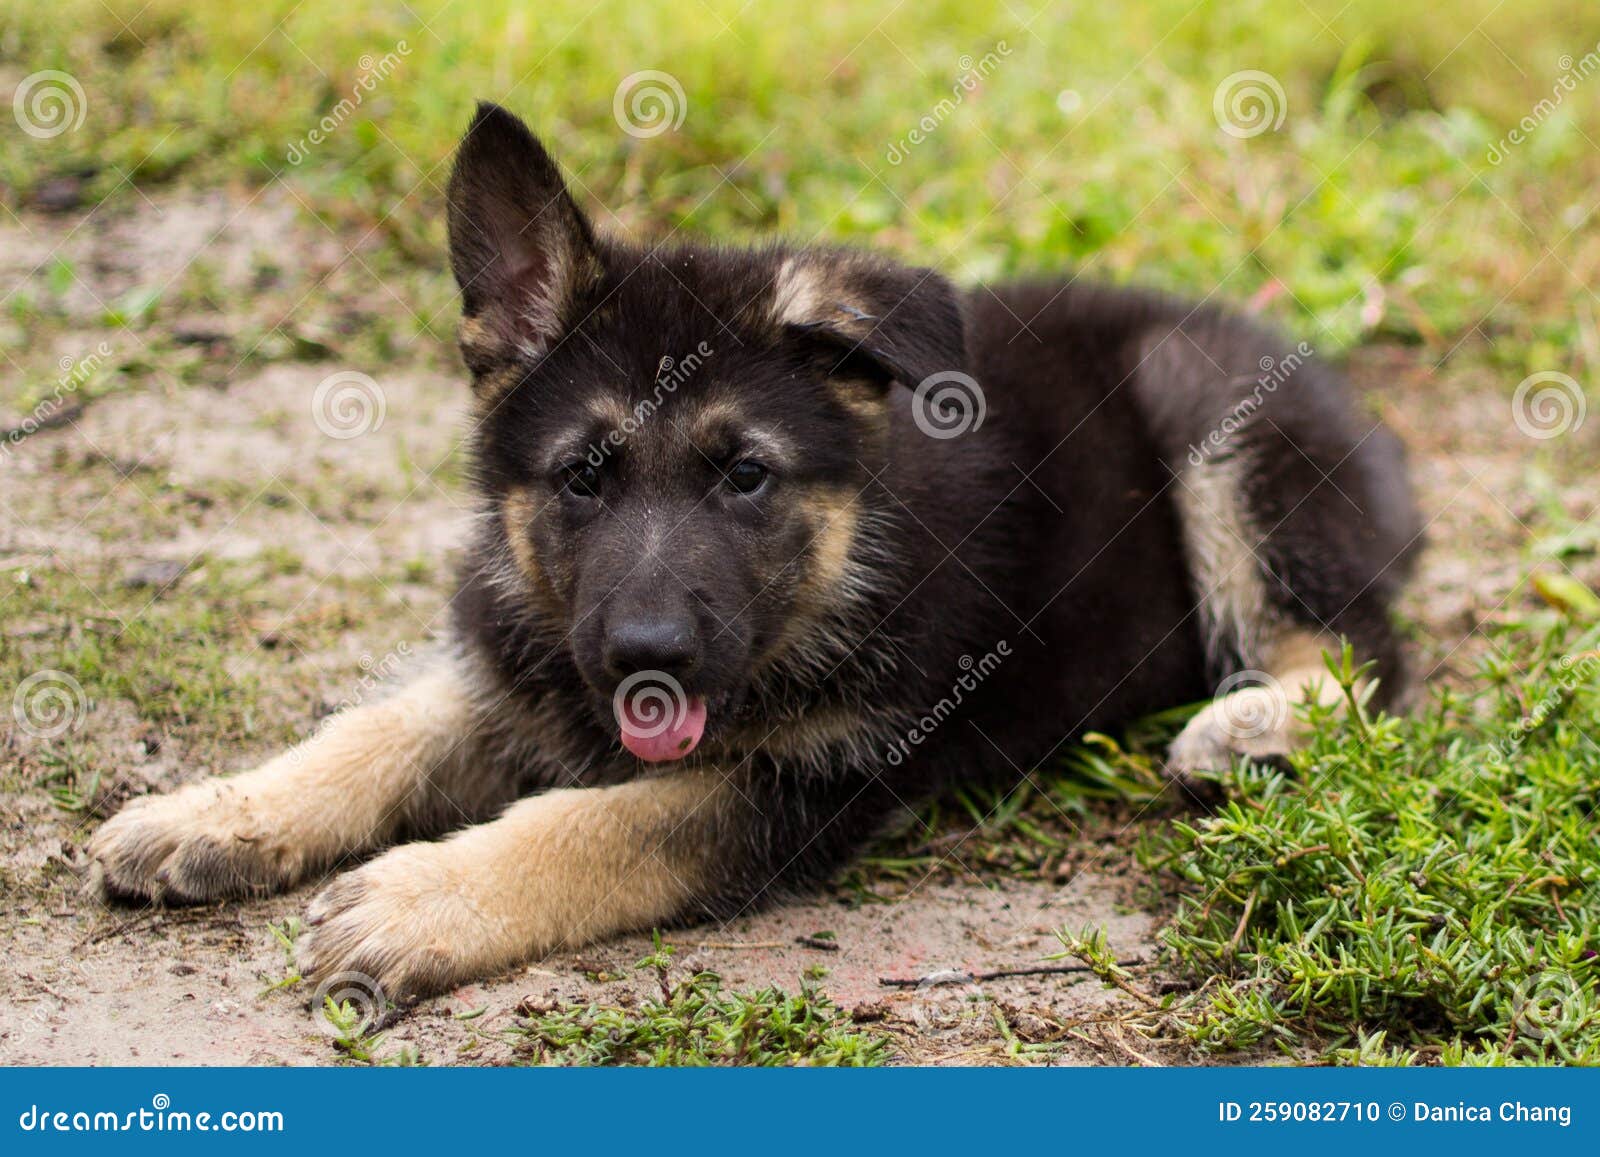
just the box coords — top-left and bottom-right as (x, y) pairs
(1354, 343), (1600, 680)
(2, 189), (1589, 1066)
(4, 875), (1162, 1067)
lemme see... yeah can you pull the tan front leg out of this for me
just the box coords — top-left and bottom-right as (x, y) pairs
(296, 769), (728, 1001)
(89, 664), (507, 903)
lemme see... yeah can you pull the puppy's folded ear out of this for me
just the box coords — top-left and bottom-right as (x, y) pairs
(447, 102), (601, 378)
(770, 250), (966, 389)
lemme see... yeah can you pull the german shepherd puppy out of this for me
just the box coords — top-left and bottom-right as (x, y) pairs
(89, 103), (1418, 1001)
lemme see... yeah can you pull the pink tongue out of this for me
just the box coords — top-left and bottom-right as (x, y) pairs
(618, 695), (707, 762)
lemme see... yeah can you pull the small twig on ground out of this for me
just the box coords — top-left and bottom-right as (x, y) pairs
(74, 909), (161, 949)
(795, 935), (840, 952)
(877, 960), (1143, 988)
(1, 402), (84, 442)
(1278, 844), (1331, 864)
(76, 906), (233, 949)
(692, 940), (787, 951)
(370, 1005), (414, 1032)
(1100, 1023), (1162, 1067)
(1226, 890), (1258, 958)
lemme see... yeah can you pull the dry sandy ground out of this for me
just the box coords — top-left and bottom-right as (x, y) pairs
(0, 187), (1588, 1066)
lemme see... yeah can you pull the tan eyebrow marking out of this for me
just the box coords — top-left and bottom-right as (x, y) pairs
(827, 378), (888, 424)
(679, 399), (791, 464)
(584, 394), (632, 430)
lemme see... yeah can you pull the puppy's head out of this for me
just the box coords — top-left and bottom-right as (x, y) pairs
(448, 103), (965, 761)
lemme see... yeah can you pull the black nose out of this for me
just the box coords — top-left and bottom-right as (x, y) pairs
(603, 615), (701, 678)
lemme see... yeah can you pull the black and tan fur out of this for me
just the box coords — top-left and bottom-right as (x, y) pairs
(89, 104), (1420, 1001)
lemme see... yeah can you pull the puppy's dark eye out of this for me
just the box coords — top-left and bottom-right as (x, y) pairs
(558, 462), (601, 498)
(724, 459), (769, 495)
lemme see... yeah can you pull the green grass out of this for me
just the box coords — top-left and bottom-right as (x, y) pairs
(513, 936), (890, 1066)
(1045, 618), (1600, 1065)
(842, 731), (1169, 896)
(840, 615), (1600, 1065)
(0, 549), (439, 822)
(5, 0), (1600, 369)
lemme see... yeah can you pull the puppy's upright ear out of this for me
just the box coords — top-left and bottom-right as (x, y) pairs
(770, 250), (966, 389)
(447, 102), (601, 378)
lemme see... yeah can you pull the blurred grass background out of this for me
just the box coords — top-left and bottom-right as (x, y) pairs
(4, 0), (1599, 367)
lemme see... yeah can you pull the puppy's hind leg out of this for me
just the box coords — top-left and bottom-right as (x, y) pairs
(1160, 452), (1406, 780)
(89, 661), (512, 904)
(1166, 629), (1353, 777)
(1134, 316), (1418, 784)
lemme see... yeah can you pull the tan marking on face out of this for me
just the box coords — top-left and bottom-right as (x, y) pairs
(502, 485), (545, 589)
(686, 400), (747, 443)
(586, 394), (633, 432)
(787, 486), (862, 629)
(747, 486), (863, 675)
(806, 492), (857, 592)
(458, 313), (493, 357)
(730, 704), (870, 765)
(685, 406), (795, 473)
(469, 362), (524, 409)
(827, 377), (889, 424)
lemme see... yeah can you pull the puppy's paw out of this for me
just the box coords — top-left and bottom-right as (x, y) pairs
(1165, 684), (1293, 781)
(298, 843), (514, 1004)
(88, 781), (308, 904)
